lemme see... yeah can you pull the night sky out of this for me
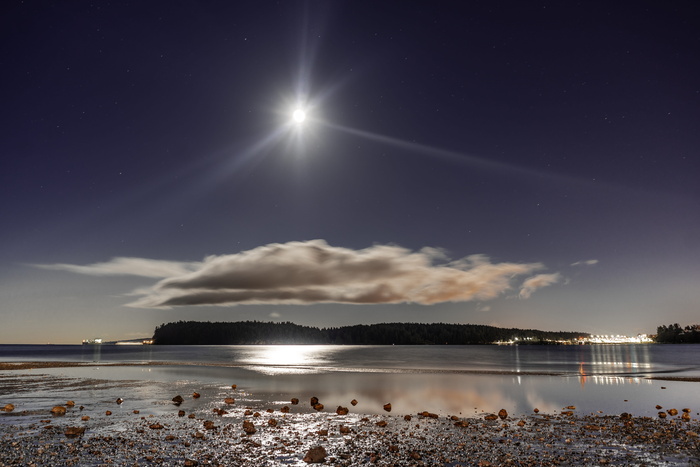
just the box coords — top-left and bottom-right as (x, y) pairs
(2, 1), (699, 344)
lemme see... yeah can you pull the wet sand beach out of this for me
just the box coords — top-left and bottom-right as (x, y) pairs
(2, 364), (700, 466)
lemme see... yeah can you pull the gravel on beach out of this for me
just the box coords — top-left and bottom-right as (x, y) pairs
(3, 405), (700, 466)
(2, 365), (700, 466)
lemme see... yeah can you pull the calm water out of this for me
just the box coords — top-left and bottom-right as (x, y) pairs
(2, 344), (700, 418)
(3, 343), (699, 375)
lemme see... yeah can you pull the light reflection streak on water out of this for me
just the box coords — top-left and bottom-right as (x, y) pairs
(579, 375), (653, 387)
(236, 345), (334, 375)
(584, 344), (653, 375)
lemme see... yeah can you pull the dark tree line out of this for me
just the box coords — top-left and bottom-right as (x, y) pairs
(152, 320), (588, 345)
(152, 321), (326, 345)
(656, 323), (700, 343)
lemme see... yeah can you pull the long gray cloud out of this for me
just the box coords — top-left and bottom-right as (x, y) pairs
(36, 240), (558, 308)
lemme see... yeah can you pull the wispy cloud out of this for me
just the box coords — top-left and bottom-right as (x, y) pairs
(519, 273), (561, 299)
(36, 240), (559, 308)
(34, 257), (201, 278)
(571, 259), (599, 267)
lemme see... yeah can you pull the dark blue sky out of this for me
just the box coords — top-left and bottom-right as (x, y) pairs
(2, 1), (699, 343)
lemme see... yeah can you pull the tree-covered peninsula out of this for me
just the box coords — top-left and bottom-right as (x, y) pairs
(151, 320), (588, 345)
(655, 323), (700, 343)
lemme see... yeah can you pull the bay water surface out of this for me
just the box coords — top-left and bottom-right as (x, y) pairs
(2, 344), (700, 423)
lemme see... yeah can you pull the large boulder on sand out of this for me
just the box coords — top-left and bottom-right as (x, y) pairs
(64, 426), (86, 438)
(303, 446), (327, 463)
(242, 420), (256, 435)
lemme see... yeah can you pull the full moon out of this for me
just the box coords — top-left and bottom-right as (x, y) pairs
(292, 108), (306, 124)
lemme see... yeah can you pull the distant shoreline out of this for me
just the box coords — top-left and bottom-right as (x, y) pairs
(151, 320), (589, 345)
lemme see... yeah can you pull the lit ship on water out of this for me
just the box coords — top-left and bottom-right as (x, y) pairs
(82, 338), (103, 345)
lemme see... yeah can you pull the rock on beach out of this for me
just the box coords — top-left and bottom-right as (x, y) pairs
(64, 426), (85, 438)
(242, 420), (256, 435)
(303, 446), (327, 463)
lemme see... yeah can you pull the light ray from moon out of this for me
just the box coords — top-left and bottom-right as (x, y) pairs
(276, 4), (599, 189)
(318, 120), (589, 186)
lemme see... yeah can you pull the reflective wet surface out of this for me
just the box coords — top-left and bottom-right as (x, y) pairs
(2, 344), (700, 420)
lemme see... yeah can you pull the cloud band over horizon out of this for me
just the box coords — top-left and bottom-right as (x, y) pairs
(35, 240), (561, 308)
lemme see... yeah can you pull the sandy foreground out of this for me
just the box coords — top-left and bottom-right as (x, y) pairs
(1, 362), (700, 466)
